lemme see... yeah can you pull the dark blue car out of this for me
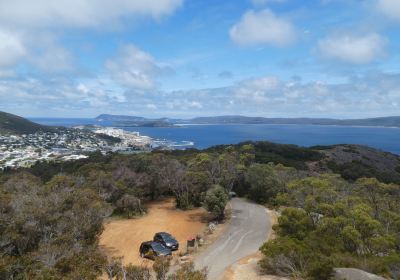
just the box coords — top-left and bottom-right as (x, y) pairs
(153, 232), (179, 251)
(139, 241), (171, 260)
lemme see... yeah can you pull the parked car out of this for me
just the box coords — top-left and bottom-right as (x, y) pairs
(229, 191), (237, 198)
(139, 241), (171, 259)
(153, 232), (179, 250)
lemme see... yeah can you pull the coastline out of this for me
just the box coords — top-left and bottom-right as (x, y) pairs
(22, 119), (400, 155)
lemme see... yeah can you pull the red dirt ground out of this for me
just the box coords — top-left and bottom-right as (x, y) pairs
(99, 198), (207, 266)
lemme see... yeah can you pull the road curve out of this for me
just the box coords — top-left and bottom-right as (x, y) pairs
(194, 198), (271, 280)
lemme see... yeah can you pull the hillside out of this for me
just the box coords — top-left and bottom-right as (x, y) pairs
(313, 144), (400, 183)
(202, 141), (400, 184)
(0, 111), (55, 135)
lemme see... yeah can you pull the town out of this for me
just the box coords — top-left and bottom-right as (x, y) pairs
(0, 127), (152, 170)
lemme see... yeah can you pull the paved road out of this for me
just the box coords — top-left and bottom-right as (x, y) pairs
(194, 198), (271, 280)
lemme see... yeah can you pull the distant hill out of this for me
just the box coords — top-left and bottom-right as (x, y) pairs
(0, 111), (55, 135)
(95, 114), (175, 127)
(96, 114), (400, 127)
(202, 141), (400, 184)
(190, 115), (400, 127)
(96, 114), (146, 123)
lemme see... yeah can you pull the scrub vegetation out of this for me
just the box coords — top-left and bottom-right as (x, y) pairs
(0, 141), (399, 279)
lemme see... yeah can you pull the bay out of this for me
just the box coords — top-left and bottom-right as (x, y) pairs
(31, 118), (400, 155)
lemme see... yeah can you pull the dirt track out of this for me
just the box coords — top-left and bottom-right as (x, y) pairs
(99, 198), (207, 266)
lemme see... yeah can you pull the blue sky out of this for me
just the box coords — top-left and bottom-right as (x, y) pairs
(0, 0), (399, 118)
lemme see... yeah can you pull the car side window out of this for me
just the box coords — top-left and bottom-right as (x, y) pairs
(143, 246), (149, 254)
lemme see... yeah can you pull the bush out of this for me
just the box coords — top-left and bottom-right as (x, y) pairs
(167, 262), (207, 280)
(203, 185), (229, 220)
(153, 257), (171, 280)
(114, 194), (144, 218)
(275, 208), (314, 240)
(123, 265), (151, 280)
(244, 163), (282, 204)
(259, 237), (310, 278)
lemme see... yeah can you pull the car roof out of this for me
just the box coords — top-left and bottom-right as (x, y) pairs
(142, 241), (167, 247)
(141, 241), (157, 246)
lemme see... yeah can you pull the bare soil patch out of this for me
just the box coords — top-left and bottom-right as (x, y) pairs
(99, 198), (207, 266)
(222, 252), (289, 280)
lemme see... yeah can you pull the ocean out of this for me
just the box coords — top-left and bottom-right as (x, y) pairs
(31, 118), (400, 155)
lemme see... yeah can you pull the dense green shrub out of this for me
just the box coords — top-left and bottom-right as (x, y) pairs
(203, 185), (229, 220)
(260, 174), (400, 279)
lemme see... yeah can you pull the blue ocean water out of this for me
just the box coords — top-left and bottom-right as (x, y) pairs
(31, 118), (400, 155)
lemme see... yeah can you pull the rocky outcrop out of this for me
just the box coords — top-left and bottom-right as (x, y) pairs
(334, 268), (387, 280)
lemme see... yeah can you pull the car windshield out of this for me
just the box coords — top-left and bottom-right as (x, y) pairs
(161, 234), (174, 240)
(153, 243), (167, 251)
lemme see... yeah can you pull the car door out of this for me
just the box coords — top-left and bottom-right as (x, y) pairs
(140, 244), (148, 256)
(145, 245), (155, 259)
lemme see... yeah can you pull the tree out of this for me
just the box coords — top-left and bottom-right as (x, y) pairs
(0, 172), (110, 279)
(287, 175), (343, 211)
(219, 151), (240, 192)
(152, 157), (193, 209)
(355, 177), (388, 220)
(189, 153), (221, 185)
(115, 194), (143, 218)
(244, 163), (282, 204)
(275, 208), (314, 240)
(239, 144), (255, 167)
(203, 185), (229, 220)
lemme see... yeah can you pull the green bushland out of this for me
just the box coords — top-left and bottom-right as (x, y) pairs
(1, 141), (399, 279)
(258, 175), (400, 280)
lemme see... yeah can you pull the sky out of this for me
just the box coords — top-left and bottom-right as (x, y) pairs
(0, 0), (400, 118)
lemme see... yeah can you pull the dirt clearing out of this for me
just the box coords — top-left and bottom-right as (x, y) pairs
(99, 198), (207, 266)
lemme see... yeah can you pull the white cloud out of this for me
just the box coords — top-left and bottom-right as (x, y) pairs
(317, 33), (387, 64)
(377, 0), (400, 20)
(229, 9), (296, 47)
(2, 71), (400, 118)
(106, 44), (170, 90)
(188, 101), (203, 109)
(28, 43), (76, 73)
(0, 0), (183, 71)
(146, 103), (158, 110)
(0, 0), (183, 28)
(235, 76), (281, 103)
(243, 76), (280, 91)
(0, 29), (26, 67)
